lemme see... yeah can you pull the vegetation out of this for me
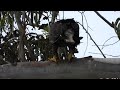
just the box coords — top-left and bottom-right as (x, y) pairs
(0, 11), (120, 65)
(0, 11), (59, 65)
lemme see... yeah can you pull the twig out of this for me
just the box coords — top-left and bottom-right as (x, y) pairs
(91, 36), (119, 50)
(101, 36), (118, 49)
(92, 41), (119, 47)
(83, 12), (89, 56)
(78, 22), (106, 58)
(78, 11), (89, 56)
(78, 11), (93, 31)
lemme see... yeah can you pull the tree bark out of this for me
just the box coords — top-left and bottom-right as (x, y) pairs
(0, 58), (120, 79)
(15, 11), (26, 62)
(51, 11), (59, 24)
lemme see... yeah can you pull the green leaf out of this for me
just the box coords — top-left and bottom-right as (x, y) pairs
(0, 17), (5, 27)
(8, 15), (13, 25)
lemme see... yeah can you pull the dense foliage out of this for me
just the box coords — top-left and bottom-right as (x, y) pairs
(0, 11), (58, 65)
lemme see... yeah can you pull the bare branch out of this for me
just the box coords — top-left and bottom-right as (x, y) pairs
(91, 36), (119, 50)
(51, 11), (59, 24)
(78, 11), (89, 56)
(78, 22), (106, 58)
(101, 36), (118, 49)
(94, 11), (120, 40)
(94, 11), (114, 28)
(83, 12), (89, 56)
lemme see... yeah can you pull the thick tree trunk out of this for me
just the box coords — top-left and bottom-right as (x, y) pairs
(15, 12), (26, 62)
(0, 57), (120, 79)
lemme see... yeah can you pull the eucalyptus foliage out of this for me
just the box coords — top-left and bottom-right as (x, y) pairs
(0, 11), (59, 65)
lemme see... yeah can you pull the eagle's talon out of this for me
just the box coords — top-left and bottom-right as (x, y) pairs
(67, 53), (74, 61)
(48, 56), (59, 63)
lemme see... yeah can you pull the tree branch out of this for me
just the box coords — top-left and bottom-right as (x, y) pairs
(78, 22), (106, 58)
(15, 11), (26, 62)
(51, 11), (59, 24)
(94, 11), (114, 28)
